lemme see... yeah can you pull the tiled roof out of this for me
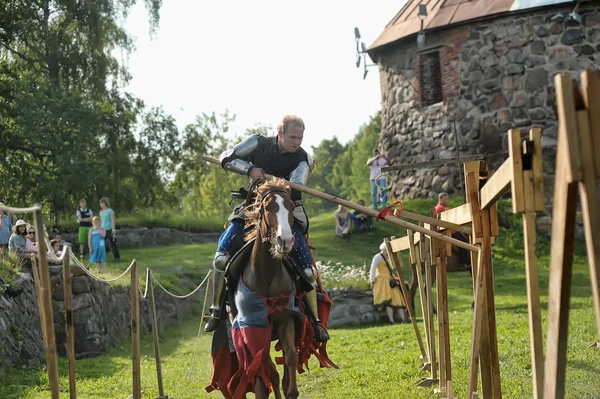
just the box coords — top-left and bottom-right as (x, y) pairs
(368, 0), (576, 52)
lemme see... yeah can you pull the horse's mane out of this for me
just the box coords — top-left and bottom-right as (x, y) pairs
(244, 178), (292, 242)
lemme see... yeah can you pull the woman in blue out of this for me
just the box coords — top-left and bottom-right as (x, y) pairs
(99, 197), (120, 261)
(88, 216), (107, 273)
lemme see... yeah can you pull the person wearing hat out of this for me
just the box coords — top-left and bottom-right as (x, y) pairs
(369, 241), (409, 324)
(8, 220), (36, 264)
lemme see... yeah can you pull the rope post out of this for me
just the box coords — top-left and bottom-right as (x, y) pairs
(148, 271), (168, 399)
(131, 260), (141, 399)
(62, 247), (77, 399)
(33, 206), (60, 399)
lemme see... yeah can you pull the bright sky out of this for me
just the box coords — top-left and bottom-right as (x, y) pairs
(122, 0), (407, 153)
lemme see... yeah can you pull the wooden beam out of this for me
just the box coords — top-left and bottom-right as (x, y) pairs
(384, 238), (427, 359)
(581, 70), (600, 178)
(530, 128), (545, 212)
(438, 203), (473, 226)
(200, 155), (476, 248)
(509, 129), (526, 213)
(575, 108), (600, 346)
(522, 170), (545, 399)
(389, 236), (410, 253)
(543, 143), (579, 399)
(380, 154), (484, 172)
(555, 74), (583, 182)
(480, 160), (512, 211)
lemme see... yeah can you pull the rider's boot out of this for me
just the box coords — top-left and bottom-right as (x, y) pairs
(305, 287), (330, 342)
(204, 251), (229, 333)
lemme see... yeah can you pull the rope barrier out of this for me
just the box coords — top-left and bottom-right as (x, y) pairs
(69, 252), (137, 284)
(151, 269), (211, 299)
(0, 203), (42, 213)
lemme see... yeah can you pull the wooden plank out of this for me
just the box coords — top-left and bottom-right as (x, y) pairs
(509, 129), (525, 213)
(131, 261), (142, 399)
(554, 73), (583, 182)
(380, 154), (484, 172)
(33, 207), (60, 399)
(385, 238), (428, 359)
(430, 218), (446, 390)
(467, 241), (487, 399)
(479, 208), (502, 399)
(522, 170), (545, 399)
(581, 71), (600, 178)
(543, 138), (579, 399)
(402, 209), (472, 235)
(488, 170), (500, 238)
(466, 170), (483, 239)
(575, 109), (600, 344)
(62, 251), (77, 399)
(530, 128), (546, 212)
(409, 230), (431, 364)
(390, 235), (410, 253)
(480, 160), (512, 211)
(424, 235), (437, 380)
(438, 203), (473, 227)
(439, 243), (452, 393)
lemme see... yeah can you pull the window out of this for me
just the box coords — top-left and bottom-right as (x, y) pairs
(419, 51), (443, 106)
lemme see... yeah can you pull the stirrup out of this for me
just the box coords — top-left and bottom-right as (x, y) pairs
(204, 310), (222, 333)
(313, 321), (330, 342)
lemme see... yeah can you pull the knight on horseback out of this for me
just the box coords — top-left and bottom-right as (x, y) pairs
(204, 114), (330, 342)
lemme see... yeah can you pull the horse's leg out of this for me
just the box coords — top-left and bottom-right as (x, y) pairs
(280, 317), (299, 399)
(254, 376), (269, 399)
(270, 359), (282, 399)
(281, 350), (290, 397)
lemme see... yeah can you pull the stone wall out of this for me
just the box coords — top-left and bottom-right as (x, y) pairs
(0, 266), (199, 376)
(59, 227), (220, 249)
(377, 3), (600, 205)
(327, 287), (408, 328)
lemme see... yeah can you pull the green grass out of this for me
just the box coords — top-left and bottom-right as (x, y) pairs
(2, 199), (600, 398)
(56, 210), (224, 233)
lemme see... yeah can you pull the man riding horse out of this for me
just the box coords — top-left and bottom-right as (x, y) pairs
(204, 115), (330, 342)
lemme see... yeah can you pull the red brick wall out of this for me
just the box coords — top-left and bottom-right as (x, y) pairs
(440, 26), (469, 103)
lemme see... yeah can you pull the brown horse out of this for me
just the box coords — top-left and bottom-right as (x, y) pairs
(231, 178), (301, 399)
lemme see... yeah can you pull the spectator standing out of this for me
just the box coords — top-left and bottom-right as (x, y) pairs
(88, 216), (107, 273)
(370, 242), (409, 324)
(76, 199), (93, 256)
(366, 149), (388, 210)
(0, 205), (13, 252)
(99, 197), (120, 261)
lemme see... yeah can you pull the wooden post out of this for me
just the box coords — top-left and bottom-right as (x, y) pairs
(33, 206), (60, 399)
(421, 233), (438, 386)
(148, 271), (167, 398)
(410, 230), (432, 369)
(62, 248), (77, 399)
(131, 260), (141, 399)
(578, 71), (600, 345)
(431, 212), (446, 392)
(384, 238), (427, 359)
(521, 135), (545, 399)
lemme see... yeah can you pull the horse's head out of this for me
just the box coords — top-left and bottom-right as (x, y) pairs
(246, 178), (296, 258)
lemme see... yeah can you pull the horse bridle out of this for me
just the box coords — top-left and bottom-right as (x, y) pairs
(253, 186), (293, 244)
